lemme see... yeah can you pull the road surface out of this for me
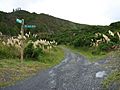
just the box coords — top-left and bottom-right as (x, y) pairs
(0, 49), (114, 90)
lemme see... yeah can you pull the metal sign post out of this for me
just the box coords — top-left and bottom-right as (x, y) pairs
(16, 18), (36, 62)
(20, 19), (24, 62)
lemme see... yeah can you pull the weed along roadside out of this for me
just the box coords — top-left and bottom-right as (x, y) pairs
(0, 46), (64, 87)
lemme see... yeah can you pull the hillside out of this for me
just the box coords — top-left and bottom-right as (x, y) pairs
(1, 10), (120, 45)
(0, 10), (88, 35)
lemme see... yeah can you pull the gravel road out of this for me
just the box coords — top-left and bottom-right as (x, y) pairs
(0, 49), (113, 90)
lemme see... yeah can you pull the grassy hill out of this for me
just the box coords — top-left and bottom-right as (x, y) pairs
(1, 10), (120, 45)
(0, 10), (109, 44)
(0, 10), (88, 34)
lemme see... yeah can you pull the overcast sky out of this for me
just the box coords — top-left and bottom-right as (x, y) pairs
(0, 0), (120, 25)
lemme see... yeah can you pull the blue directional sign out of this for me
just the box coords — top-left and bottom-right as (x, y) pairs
(16, 19), (23, 24)
(24, 25), (36, 28)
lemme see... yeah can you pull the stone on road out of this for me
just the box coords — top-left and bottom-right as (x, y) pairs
(0, 49), (111, 90)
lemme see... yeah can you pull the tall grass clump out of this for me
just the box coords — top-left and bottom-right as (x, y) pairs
(0, 32), (57, 61)
(0, 41), (18, 59)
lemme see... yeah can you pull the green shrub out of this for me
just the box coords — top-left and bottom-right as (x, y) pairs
(0, 43), (18, 59)
(98, 42), (115, 51)
(109, 34), (119, 44)
(24, 42), (42, 60)
(73, 37), (84, 47)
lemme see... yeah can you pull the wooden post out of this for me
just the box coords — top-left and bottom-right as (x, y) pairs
(20, 19), (24, 62)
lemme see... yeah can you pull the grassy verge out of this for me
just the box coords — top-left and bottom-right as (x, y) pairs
(0, 47), (64, 87)
(64, 45), (108, 62)
(102, 50), (120, 89)
(102, 71), (120, 89)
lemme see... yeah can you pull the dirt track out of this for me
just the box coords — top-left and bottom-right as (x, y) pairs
(0, 48), (113, 90)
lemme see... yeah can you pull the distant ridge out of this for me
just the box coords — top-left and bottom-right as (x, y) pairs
(0, 10), (120, 44)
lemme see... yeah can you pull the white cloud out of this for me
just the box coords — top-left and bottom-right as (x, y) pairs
(0, 0), (120, 25)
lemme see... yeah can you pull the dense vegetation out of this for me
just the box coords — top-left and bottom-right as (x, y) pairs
(1, 10), (120, 49)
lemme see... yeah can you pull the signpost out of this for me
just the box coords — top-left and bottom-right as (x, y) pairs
(16, 19), (23, 24)
(16, 18), (36, 62)
(24, 25), (36, 28)
(20, 19), (24, 62)
(16, 18), (24, 62)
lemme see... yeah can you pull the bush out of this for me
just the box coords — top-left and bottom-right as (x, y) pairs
(98, 42), (115, 52)
(24, 42), (42, 60)
(73, 37), (84, 47)
(0, 43), (18, 59)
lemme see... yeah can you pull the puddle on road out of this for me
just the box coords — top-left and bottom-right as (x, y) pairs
(96, 71), (107, 78)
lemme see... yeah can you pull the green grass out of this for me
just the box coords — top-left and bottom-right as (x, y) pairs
(0, 59), (48, 87)
(0, 46), (64, 87)
(39, 47), (64, 67)
(102, 71), (120, 89)
(102, 50), (120, 89)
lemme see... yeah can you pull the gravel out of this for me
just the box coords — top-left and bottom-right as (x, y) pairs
(0, 49), (112, 90)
